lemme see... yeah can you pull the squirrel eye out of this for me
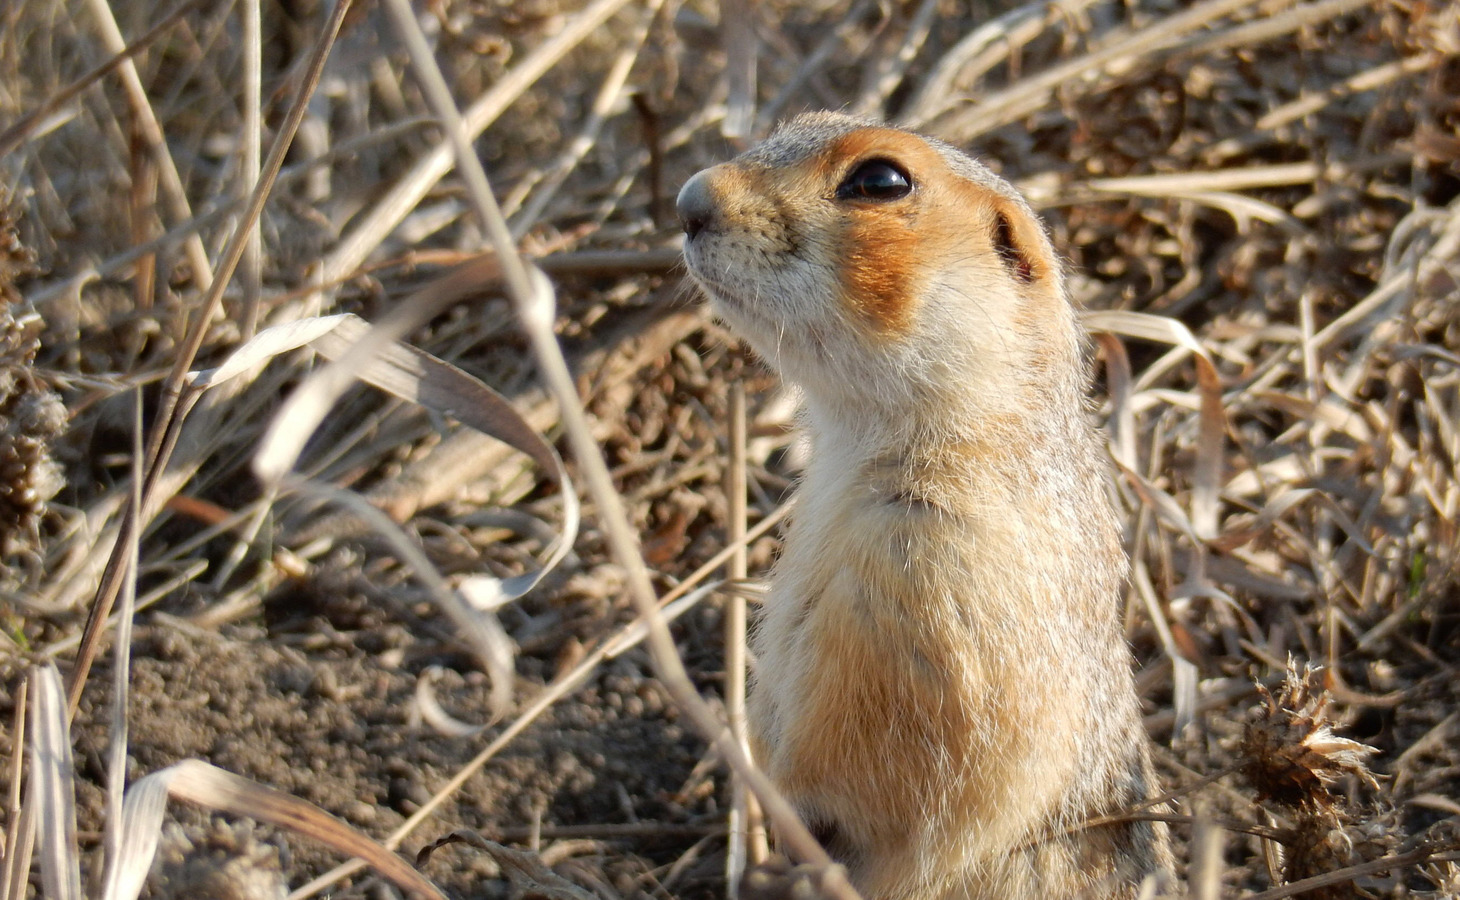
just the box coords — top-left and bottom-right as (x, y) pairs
(837, 160), (912, 201)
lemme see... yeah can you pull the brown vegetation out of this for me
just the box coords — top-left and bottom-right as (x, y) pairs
(0, 0), (1457, 898)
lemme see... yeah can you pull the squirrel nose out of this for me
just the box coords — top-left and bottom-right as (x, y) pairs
(677, 169), (716, 239)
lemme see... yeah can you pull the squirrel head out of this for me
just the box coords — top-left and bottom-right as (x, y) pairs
(678, 112), (1084, 428)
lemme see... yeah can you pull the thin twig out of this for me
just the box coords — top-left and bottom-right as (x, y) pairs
(1242, 841), (1460, 899)
(239, 0), (263, 339)
(724, 381), (752, 894)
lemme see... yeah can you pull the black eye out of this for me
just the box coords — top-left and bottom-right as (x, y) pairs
(836, 159), (912, 201)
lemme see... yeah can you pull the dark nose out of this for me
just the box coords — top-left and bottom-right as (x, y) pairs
(676, 169), (716, 239)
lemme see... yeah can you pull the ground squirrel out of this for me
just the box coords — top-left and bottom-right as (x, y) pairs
(677, 112), (1173, 899)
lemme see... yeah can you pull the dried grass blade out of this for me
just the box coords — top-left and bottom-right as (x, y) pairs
(1086, 310), (1224, 540)
(1180, 0), (1376, 57)
(1115, 461), (1202, 545)
(507, 0), (664, 234)
(320, 0), (634, 283)
(211, 305), (578, 612)
(232, 283), (580, 597)
(725, 383), (752, 892)
(101, 768), (170, 900)
(1087, 162), (1321, 196)
(308, 316), (557, 476)
(189, 315), (354, 390)
(1130, 561), (1199, 732)
(103, 390), (145, 895)
(1189, 811), (1224, 900)
(307, 315), (580, 606)
(252, 258), (501, 484)
(286, 475), (517, 720)
(901, 0), (1096, 127)
(1316, 197), (1460, 352)
(80, 0), (214, 291)
(854, 0), (940, 117)
(154, 0), (352, 428)
(1, 679), (30, 900)
(413, 667), (487, 738)
(239, 0), (263, 338)
(720, 0), (757, 139)
(1162, 191), (1301, 233)
(1094, 332), (1137, 472)
(142, 760), (448, 900)
(1254, 54), (1435, 133)
(202, 299), (583, 719)
(758, 0), (883, 130)
(27, 663), (81, 900)
(932, 0), (1263, 140)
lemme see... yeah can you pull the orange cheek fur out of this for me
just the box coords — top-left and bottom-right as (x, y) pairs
(838, 210), (923, 336)
(817, 132), (955, 339)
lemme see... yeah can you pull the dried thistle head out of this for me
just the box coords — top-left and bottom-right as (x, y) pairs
(1419, 860), (1460, 897)
(0, 210), (63, 563)
(1281, 803), (1401, 896)
(1235, 660), (1396, 898)
(0, 210), (35, 305)
(1237, 659), (1380, 809)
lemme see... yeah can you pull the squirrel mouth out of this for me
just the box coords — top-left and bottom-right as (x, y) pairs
(691, 277), (750, 318)
(682, 245), (742, 306)
(685, 265), (757, 322)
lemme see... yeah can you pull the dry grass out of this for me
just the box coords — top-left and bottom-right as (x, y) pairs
(1, 0), (1458, 897)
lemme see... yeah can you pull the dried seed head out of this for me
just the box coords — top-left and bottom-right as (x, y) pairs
(0, 210), (63, 562)
(1281, 804), (1401, 899)
(1236, 659), (1380, 809)
(1234, 660), (1398, 898)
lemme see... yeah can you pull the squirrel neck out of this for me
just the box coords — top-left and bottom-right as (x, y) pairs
(801, 370), (1096, 499)
(792, 364), (1127, 627)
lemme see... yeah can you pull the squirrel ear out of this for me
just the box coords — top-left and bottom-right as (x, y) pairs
(991, 211), (1035, 284)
